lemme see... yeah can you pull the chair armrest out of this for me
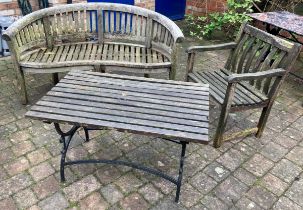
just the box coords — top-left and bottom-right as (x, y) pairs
(227, 68), (286, 83)
(186, 42), (237, 53)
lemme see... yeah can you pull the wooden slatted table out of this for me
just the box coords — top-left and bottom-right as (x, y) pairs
(26, 70), (209, 202)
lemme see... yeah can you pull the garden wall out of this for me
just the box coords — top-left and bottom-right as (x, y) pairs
(0, 0), (155, 16)
(186, 0), (228, 16)
(0, 0), (226, 16)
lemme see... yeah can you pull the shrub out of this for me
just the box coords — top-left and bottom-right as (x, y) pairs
(186, 0), (259, 39)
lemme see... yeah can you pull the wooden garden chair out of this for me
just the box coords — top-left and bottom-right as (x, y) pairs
(185, 23), (301, 148)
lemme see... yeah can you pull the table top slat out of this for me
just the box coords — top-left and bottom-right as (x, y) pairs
(64, 74), (209, 96)
(61, 77), (209, 100)
(36, 100), (208, 128)
(42, 96), (207, 122)
(27, 110), (208, 143)
(31, 105), (208, 134)
(70, 70), (204, 87)
(53, 86), (209, 110)
(48, 91), (209, 115)
(57, 81), (209, 105)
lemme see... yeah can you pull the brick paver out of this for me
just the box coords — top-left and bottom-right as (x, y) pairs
(0, 28), (302, 209)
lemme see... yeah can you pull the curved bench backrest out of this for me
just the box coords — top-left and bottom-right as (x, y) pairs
(3, 3), (184, 58)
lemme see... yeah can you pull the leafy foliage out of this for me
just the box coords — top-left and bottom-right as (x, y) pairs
(186, 0), (259, 39)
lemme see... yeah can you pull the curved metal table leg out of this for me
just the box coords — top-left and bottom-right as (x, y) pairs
(54, 123), (79, 182)
(54, 123), (188, 202)
(83, 127), (90, 142)
(175, 141), (187, 202)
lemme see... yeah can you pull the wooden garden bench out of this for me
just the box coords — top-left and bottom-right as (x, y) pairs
(3, 3), (184, 104)
(186, 23), (302, 148)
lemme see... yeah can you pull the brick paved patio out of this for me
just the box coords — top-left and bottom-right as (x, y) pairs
(0, 33), (302, 210)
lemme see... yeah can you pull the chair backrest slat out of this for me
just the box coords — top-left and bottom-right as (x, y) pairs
(236, 36), (255, 74)
(225, 23), (301, 95)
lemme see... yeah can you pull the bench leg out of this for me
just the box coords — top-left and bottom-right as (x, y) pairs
(54, 123), (79, 182)
(17, 68), (28, 105)
(175, 141), (187, 203)
(17, 70), (28, 105)
(52, 73), (59, 85)
(169, 67), (176, 80)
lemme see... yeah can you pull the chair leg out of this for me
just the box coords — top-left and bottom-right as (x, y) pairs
(256, 105), (273, 138)
(213, 83), (236, 148)
(213, 104), (231, 148)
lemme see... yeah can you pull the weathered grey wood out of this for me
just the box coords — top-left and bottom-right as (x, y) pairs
(219, 69), (268, 102)
(213, 83), (236, 148)
(185, 52), (195, 79)
(243, 40), (263, 73)
(61, 76), (209, 99)
(26, 70), (209, 144)
(42, 16), (53, 48)
(71, 69), (205, 87)
(185, 22), (302, 148)
(169, 45), (177, 80)
(43, 95), (206, 121)
(57, 81), (208, 104)
(32, 104), (207, 133)
(186, 42), (237, 53)
(54, 84), (209, 110)
(6, 39), (28, 104)
(227, 68), (286, 83)
(236, 37), (255, 74)
(97, 10), (104, 44)
(256, 75), (283, 137)
(203, 71), (254, 104)
(37, 100), (207, 127)
(27, 110), (207, 143)
(230, 34), (250, 73)
(244, 24), (298, 53)
(189, 70), (266, 106)
(3, 3), (184, 104)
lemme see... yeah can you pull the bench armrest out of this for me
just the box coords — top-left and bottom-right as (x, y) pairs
(227, 68), (286, 83)
(186, 42), (237, 53)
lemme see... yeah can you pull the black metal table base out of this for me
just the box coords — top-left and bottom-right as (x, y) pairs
(54, 123), (188, 203)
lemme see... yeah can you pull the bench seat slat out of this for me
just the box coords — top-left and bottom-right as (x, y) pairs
(20, 42), (171, 69)
(189, 71), (228, 104)
(220, 69), (268, 101)
(59, 45), (70, 62)
(207, 71), (258, 104)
